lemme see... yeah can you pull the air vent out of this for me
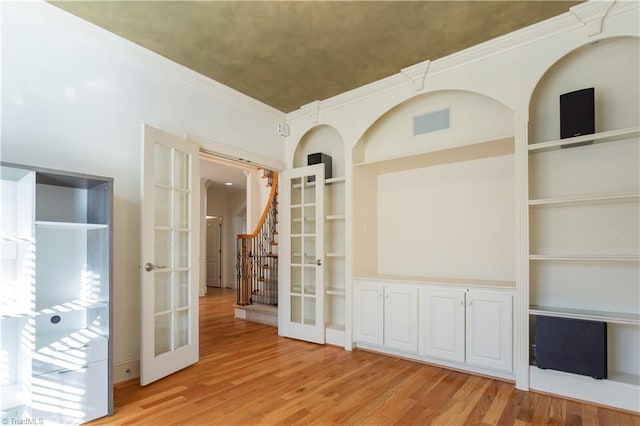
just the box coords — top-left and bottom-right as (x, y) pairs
(413, 108), (450, 136)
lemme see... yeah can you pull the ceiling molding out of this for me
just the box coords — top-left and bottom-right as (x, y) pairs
(6, 0), (285, 119)
(401, 60), (431, 92)
(570, 0), (615, 36)
(288, 4), (587, 122)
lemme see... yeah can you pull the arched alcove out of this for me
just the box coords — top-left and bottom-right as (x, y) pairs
(353, 89), (514, 164)
(352, 89), (516, 283)
(293, 124), (345, 178)
(529, 36), (639, 144)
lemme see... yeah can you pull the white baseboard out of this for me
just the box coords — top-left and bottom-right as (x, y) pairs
(113, 357), (140, 383)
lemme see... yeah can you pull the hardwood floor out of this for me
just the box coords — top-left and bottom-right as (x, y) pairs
(91, 289), (639, 425)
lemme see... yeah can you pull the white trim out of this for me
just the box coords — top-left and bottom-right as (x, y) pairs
(113, 357), (140, 383)
(189, 134), (285, 171)
(287, 1), (638, 122)
(3, 0), (285, 118)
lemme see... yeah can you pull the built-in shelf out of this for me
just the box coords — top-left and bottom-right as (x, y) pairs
(36, 300), (108, 315)
(291, 234), (316, 238)
(0, 309), (30, 320)
(326, 287), (345, 296)
(529, 192), (640, 206)
(530, 365), (640, 387)
(528, 126), (640, 152)
(290, 203), (316, 209)
(1, 235), (33, 243)
(529, 305), (640, 326)
(326, 214), (345, 221)
(353, 136), (514, 172)
(326, 253), (345, 258)
(292, 176), (345, 189)
(529, 254), (639, 262)
(326, 176), (345, 184)
(36, 221), (108, 230)
(353, 274), (515, 289)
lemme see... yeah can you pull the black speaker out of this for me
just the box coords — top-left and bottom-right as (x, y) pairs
(560, 88), (595, 146)
(307, 153), (332, 182)
(535, 316), (607, 379)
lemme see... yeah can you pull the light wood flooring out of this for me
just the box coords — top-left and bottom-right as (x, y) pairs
(91, 289), (639, 425)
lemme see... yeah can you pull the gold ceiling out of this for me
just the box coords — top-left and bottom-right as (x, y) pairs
(50, 1), (582, 112)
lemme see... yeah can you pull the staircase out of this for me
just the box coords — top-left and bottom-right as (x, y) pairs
(235, 170), (278, 325)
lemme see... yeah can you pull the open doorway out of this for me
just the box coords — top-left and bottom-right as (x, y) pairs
(206, 215), (223, 289)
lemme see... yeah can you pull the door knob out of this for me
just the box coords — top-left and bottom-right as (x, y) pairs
(316, 259), (323, 266)
(144, 262), (166, 272)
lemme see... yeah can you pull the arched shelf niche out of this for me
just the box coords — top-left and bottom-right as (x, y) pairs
(529, 36), (639, 144)
(352, 89), (517, 284)
(353, 89), (514, 166)
(293, 124), (345, 179)
(526, 35), (640, 406)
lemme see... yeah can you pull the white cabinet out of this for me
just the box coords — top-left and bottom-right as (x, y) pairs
(0, 163), (112, 425)
(465, 290), (512, 372)
(419, 287), (465, 363)
(353, 282), (418, 353)
(384, 285), (418, 353)
(355, 279), (513, 377)
(353, 281), (383, 345)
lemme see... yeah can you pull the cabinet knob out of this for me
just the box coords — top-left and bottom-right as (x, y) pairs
(316, 259), (323, 266)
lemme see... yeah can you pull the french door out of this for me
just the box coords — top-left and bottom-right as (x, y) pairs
(279, 164), (325, 344)
(140, 125), (200, 385)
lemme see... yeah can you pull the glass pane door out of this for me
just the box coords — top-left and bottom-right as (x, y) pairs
(280, 164), (324, 344)
(141, 125), (199, 386)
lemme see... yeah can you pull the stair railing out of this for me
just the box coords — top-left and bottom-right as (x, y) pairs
(236, 170), (279, 306)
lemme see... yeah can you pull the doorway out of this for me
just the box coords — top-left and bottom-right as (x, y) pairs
(206, 215), (223, 289)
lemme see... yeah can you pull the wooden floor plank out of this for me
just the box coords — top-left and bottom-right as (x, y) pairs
(87, 289), (639, 425)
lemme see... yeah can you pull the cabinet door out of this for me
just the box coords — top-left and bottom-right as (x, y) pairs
(465, 290), (512, 371)
(419, 287), (465, 362)
(353, 281), (383, 345)
(384, 285), (418, 353)
(32, 360), (108, 424)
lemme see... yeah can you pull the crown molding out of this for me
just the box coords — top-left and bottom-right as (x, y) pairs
(288, 0), (634, 122)
(401, 60), (431, 91)
(3, 0), (286, 119)
(570, 0), (616, 36)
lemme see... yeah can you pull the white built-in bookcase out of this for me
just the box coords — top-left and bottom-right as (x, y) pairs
(1, 163), (113, 424)
(527, 37), (639, 411)
(292, 125), (348, 347)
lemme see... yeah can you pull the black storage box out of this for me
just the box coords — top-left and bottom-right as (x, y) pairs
(535, 315), (607, 379)
(307, 153), (332, 182)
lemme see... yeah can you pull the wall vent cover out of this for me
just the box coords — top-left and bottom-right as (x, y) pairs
(413, 108), (450, 136)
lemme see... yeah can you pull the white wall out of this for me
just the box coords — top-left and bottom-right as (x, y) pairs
(1, 2), (285, 381)
(376, 153), (515, 281)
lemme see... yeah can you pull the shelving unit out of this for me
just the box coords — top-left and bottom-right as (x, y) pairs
(0, 163), (113, 424)
(285, 126), (348, 348)
(528, 120), (639, 410)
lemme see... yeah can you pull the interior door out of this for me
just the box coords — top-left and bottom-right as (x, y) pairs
(141, 124), (200, 385)
(279, 164), (325, 344)
(206, 216), (222, 288)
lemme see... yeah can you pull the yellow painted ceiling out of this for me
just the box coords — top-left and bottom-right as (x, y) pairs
(50, 1), (582, 112)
